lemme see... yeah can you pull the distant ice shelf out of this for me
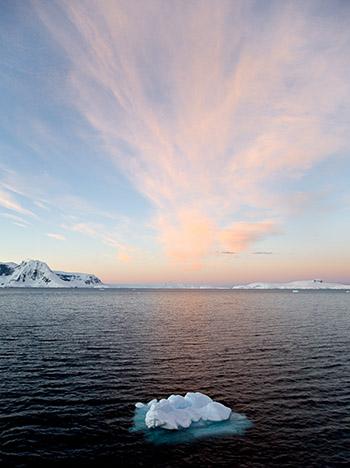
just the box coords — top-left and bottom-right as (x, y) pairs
(232, 279), (350, 290)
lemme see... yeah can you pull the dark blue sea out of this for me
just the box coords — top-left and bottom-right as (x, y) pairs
(0, 289), (349, 467)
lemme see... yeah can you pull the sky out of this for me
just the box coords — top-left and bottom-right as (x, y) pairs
(1, 0), (350, 285)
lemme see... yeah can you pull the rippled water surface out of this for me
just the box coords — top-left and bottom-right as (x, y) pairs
(1, 289), (349, 467)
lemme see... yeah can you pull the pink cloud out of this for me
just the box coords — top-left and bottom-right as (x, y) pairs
(156, 209), (216, 268)
(35, 0), (350, 267)
(0, 188), (35, 218)
(47, 233), (66, 241)
(219, 221), (279, 253)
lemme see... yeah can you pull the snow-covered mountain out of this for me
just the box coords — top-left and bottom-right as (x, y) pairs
(232, 279), (350, 290)
(0, 260), (104, 288)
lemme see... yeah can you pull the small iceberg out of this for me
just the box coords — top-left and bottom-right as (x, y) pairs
(141, 392), (231, 430)
(131, 392), (252, 444)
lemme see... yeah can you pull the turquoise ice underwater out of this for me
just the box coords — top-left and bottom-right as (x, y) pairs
(130, 392), (252, 444)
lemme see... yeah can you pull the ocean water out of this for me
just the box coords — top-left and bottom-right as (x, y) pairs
(0, 289), (349, 467)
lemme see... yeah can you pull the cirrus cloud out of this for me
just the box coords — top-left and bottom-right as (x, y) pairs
(35, 0), (350, 266)
(47, 233), (66, 241)
(0, 188), (36, 218)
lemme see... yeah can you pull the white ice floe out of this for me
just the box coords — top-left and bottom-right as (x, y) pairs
(135, 392), (232, 430)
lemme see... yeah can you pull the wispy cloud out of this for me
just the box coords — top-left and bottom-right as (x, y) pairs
(0, 188), (36, 218)
(219, 221), (279, 253)
(252, 251), (273, 255)
(62, 221), (135, 261)
(34, 200), (49, 210)
(47, 233), (66, 241)
(35, 0), (350, 266)
(0, 212), (31, 225)
(0, 162), (132, 243)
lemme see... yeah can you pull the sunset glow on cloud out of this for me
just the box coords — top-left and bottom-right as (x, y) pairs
(1, 0), (350, 283)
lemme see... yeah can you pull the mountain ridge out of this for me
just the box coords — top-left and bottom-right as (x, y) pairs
(0, 259), (104, 288)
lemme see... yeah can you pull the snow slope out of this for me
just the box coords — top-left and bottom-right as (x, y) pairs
(232, 279), (350, 290)
(0, 262), (17, 278)
(0, 259), (104, 288)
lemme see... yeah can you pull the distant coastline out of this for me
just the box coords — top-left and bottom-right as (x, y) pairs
(1, 261), (349, 290)
(106, 279), (350, 290)
(231, 279), (350, 290)
(0, 259), (104, 288)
